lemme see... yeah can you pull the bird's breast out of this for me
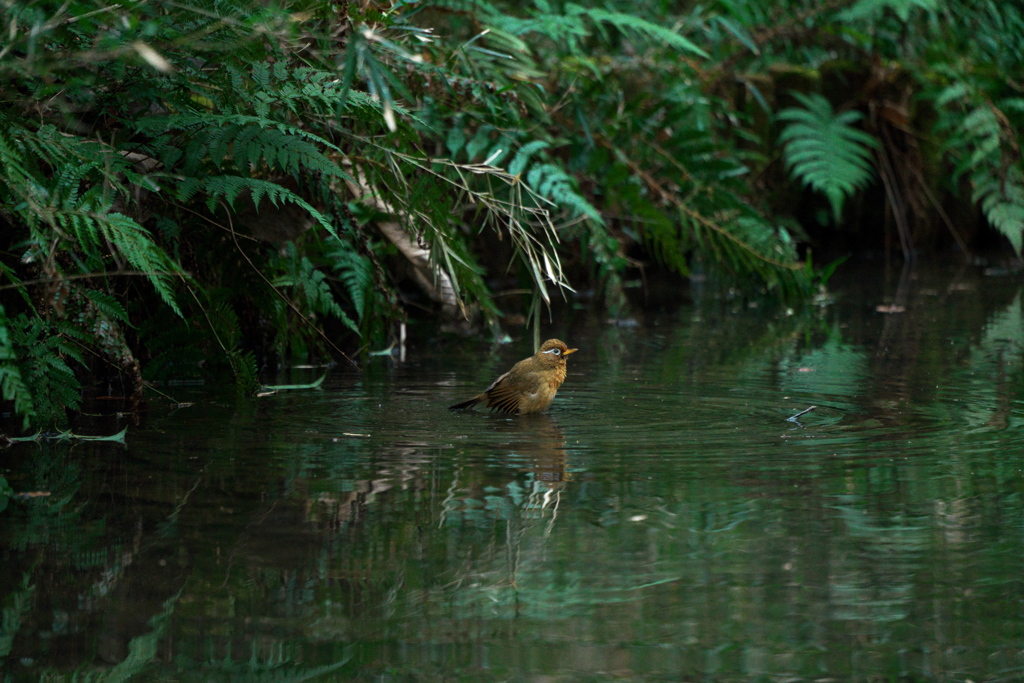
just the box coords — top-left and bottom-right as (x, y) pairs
(508, 364), (566, 414)
(547, 364), (567, 390)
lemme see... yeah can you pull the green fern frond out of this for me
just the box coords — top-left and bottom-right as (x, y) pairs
(0, 306), (34, 429)
(525, 163), (603, 223)
(327, 243), (374, 324)
(509, 141), (549, 177)
(8, 315), (84, 429)
(838, 0), (939, 21)
(0, 119), (183, 318)
(488, 12), (590, 50)
(271, 245), (358, 334)
(1001, 98), (1024, 116)
(141, 293), (263, 394)
(637, 203), (687, 274)
(686, 210), (808, 297)
(566, 5), (709, 57)
(973, 167), (1024, 253)
(446, 122), (468, 159)
(137, 114), (348, 179)
(82, 290), (130, 325)
(227, 348), (260, 398)
(103, 213), (182, 316)
(936, 93), (1024, 253)
(934, 82), (972, 108)
(949, 105), (1001, 180)
(42, 205), (179, 316)
(200, 176), (340, 239)
(483, 2), (707, 57)
(0, 129), (32, 190)
(778, 92), (879, 222)
(466, 126), (496, 162)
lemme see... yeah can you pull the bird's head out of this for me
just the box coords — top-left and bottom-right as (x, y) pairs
(537, 339), (577, 364)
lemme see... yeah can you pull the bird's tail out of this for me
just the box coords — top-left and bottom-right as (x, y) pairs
(449, 395), (483, 411)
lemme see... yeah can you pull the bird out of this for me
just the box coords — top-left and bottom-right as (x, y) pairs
(449, 339), (577, 415)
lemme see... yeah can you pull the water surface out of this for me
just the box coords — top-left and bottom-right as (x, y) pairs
(3, 264), (1024, 681)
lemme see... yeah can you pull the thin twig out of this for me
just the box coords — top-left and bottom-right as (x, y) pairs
(141, 381), (182, 404)
(787, 405), (817, 421)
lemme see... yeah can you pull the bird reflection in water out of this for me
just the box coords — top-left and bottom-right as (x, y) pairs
(493, 413), (569, 535)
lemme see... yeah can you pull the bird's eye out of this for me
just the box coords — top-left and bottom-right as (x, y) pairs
(543, 348), (561, 356)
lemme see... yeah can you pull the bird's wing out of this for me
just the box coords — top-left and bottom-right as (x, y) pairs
(450, 367), (524, 413)
(479, 370), (518, 413)
(485, 385), (522, 413)
(481, 369), (512, 395)
(450, 370), (509, 409)
(484, 365), (547, 414)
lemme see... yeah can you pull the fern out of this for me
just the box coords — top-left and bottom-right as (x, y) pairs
(136, 113), (348, 179)
(1, 118), (184, 317)
(82, 290), (130, 325)
(253, 61), (419, 126)
(839, 0), (939, 21)
(466, 126), (497, 162)
(481, 2), (707, 57)
(972, 167), (1024, 253)
(139, 291), (266, 393)
(137, 115), (349, 240)
(271, 245), (357, 333)
(777, 92), (879, 223)
(0, 306), (34, 429)
(681, 204), (809, 297)
(509, 141), (550, 177)
(47, 206), (181, 316)
(260, 242), (361, 362)
(522, 163), (600, 223)
(228, 348), (260, 398)
(7, 315), (84, 429)
(327, 240), (374, 324)
(565, 5), (709, 58)
(938, 92), (1024, 254)
(103, 214), (182, 315)
(208, 176), (341, 239)
(953, 106), (1001, 178)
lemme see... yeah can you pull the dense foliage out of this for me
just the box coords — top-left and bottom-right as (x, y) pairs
(1, 0), (1022, 430)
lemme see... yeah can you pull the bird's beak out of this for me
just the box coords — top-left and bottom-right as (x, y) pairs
(563, 348), (578, 356)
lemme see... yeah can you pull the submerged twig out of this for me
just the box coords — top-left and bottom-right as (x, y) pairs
(787, 405), (817, 422)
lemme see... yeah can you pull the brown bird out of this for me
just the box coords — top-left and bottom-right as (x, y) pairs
(449, 339), (577, 414)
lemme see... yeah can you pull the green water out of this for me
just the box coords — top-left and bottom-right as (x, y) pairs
(3, 265), (1024, 681)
